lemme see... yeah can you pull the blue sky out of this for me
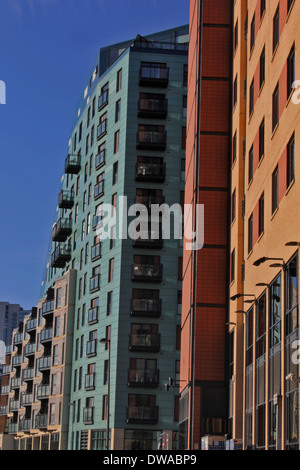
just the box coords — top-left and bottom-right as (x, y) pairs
(0, 0), (189, 310)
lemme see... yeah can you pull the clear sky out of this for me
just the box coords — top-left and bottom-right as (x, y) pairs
(0, 0), (189, 310)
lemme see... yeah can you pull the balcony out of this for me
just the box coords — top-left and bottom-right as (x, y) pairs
(14, 333), (23, 345)
(131, 298), (162, 317)
(52, 218), (72, 242)
(138, 96), (168, 119)
(90, 274), (100, 293)
(26, 318), (37, 332)
(132, 264), (163, 283)
(65, 154), (81, 175)
(23, 368), (34, 381)
(21, 393), (33, 406)
(137, 129), (167, 151)
(37, 384), (50, 400)
(42, 300), (54, 317)
(0, 406), (8, 416)
(86, 340), (97, 358)
(24, 343), (36, 356)
(91, 243), (102, 261)
(83, 407), (94, 425)
(88, 307), (98, 325)
(19, 418), (31, 432)
(8, 422), (18, 434)
(35, 413), (48, 429)
(6, 345), (12, 354)
(98, 90), (108, 111)
(40, 327), (53, 344)
(9, 399), (20, 412)
(12, 355), (22, 367)
(58, 190), (74, 209)
(126, 405), (159, 424)
(94, 180), (105, 200)
(51, 244), (71, 268)
(129, 333), (160, 352)
(95, 150), (105, 170)
(133, 232), (164, 249)
(128, 369), (159, 388)
(135, 161), (166, 182)
(1, 385), (9, 395)
(37, 356), (51, 371)
(97, 120), (107, 140)
(85, 373), (96, 391)
(139, 63), (169, 88)
(11, 377), (21, 389)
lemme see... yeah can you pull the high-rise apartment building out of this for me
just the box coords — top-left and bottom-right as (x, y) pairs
(179, 0), (232, 450)
(229, 0), (300, 450)
(0, 302), (30, 346)
(0, 26), (188, 451)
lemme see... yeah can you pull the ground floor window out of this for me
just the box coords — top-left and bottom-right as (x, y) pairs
(124, 430), (161, 450)
(91, 430), (107, 450)
(50, 433), (60, 450)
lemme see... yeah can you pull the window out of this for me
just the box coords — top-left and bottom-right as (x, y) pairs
(53, 345), (59, 366)
(259, 192), (264, 236)
(273, 7), (279, 53)
(234, 20), (238, 51)
(250, 14), (255, 52)
(104, 360), (108, 385)
(86, 134), (89, 156)
(99, 83), (109, 109)
(248, 214), (253, 254)
(51, 374), (57, 395)
(272, 166), (279, 214)
(89, 154), (93, 176)
(230, 249), (235, 283)
(92, 96), (96, 118)
(256, 293), (266, 358)
(249, 79), (254, 116)
(87, 107), (91, 128)
(108, 258), (114, 282)
(181, 158), (185, 181)
(260, 47), (265, 88)
(231, 189), (236, 223)
(287, 134), (295, 188)
(114, 130), (120, 154)
(182, 95), (187, 118)
(259, 118), (265, 161)
(79, 122), (82, 142)
(272, 84), (279, 131)
(181, 127), (186, 149)
(232, 131), (237, 164)
(269, 274), (281, 348)
(115, 99), (121, 122)
(288, 0), (294, 13)
(56, 288), (62, 309)
(233, 75), (237, 107)
(249, 145), (253, 184)
(107, 291), (113, 316)
(116, 69), (122, 92)
(54, 316), (60, 337)
(260, 0), (265, 18)
(83, 191), (87, 212)
(84, 162), (88, 183)
(183, 64), (188, 87)
(287, 45), (295, 99)
(113, 162), (118, 185)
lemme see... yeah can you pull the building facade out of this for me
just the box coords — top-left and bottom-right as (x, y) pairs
(0, 270), (76, 450)
(179, 0), (232, 450)
(229, 0), (300, 450)
(0, 302), (30, 346)
(34, 26), (188, 451)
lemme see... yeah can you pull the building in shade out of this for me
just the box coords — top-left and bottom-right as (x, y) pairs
(179, 0), (232, 450)
(0, 303), (30, 346)
(229, 0), (300, 450)
(2, 26), (188, 451)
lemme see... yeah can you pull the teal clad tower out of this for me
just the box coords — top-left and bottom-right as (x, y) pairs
(41, 25), (188, 450)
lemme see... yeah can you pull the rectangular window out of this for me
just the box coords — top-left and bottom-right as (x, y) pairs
(107, 291), (113, 316)
(260, 47), (265, 88)
(287, 133), (295, 188)
(259, 192), (264, 236)
(232, 131), (237, 164)
(233, 75), (237, 106)
(54, 316), (60, 337)
(249, 79), (254, 116)
(234, 20), (238, 51)
(231, 249), (235, 283)
(287, 45), (295, 99)
(56, 288), (62, 309)
(113, 162), (118, 185)
(272, 165), (279, 214)
(259, 118), (265, 161)
(231, 189), (236, 223)
(248, 214), (253, 254)
(182, 95), (187, 118)
(249, 145), (253, 184)
(260, 0), (266, 18)
(250, 14), (255, 52)
(183, 64), (188, 87)
(272, 84), (279, 131)
(116, 69), (122, 92)
(115, 99), (121, 123)
(108, 258), (114, 283)
(53, 345), (59, 366)
(114, 130), (120, 154)
(273, 7), (279, 53)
